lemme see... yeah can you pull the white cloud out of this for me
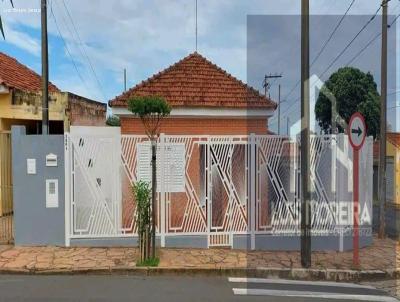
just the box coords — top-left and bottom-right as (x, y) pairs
(0, 0), (389, 102)
(2, 23), (40, 56)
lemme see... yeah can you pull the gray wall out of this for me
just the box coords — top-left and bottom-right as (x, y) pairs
(12, 126), (65, 246)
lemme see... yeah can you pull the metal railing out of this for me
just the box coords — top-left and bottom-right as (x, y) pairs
(65, 128), (373, 249)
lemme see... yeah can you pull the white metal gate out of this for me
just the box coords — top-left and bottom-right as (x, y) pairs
(65, 128), (373, 249)
(65, 127), (122, 238)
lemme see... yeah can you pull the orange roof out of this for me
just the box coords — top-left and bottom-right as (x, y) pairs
(388, 132), (400, 148)
(0, 52), (59, 93)
(109, 52), (276, 109)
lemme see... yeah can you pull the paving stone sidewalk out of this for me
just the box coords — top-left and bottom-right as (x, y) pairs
(0, 236), (398, 273)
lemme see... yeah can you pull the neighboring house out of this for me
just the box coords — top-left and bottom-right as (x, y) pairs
(373, 132), (400, 204)
(0, 52), (106, 232)
(0, 52), (107, 134)
(109, 52), (277, 135)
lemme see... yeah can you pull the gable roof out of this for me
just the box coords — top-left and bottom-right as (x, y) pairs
(109, 52), (276, 109)
(0, 52), (59, 93)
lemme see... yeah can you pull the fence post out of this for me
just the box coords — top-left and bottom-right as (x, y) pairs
(206, 138), (211, 248)
(250, 133), (256, 250)
(64, 133), (71, 247)
(160, 133), (166, 247)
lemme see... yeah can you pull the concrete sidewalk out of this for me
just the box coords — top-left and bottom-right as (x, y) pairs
(0, 236), (398, 281)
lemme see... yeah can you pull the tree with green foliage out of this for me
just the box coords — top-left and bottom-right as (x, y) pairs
(128, 96), (171, 139)
(315, 67), (380, 138)
(128, 95), (171, 260)
(106, 115), (120, 127)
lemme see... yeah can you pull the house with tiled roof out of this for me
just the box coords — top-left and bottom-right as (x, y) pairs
(0, 52), (107, 219)
(0, 52), (106, 134)
(109, 52), (276, 135)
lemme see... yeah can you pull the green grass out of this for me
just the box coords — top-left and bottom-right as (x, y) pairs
(136, 257), (160, 267)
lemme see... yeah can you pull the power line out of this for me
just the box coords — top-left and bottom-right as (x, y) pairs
(59, 0), (107, 100)
(345, 32), (381, 66)
(346, 10), (400, 66)
(49, 3), (89, 91)
(52, 1), (87, 70)
(388, 89), (400, 96)
(311, 0), (356, 67)
(318, 2), (383, 79)
(279, 1), (388, 120)
(282, 0), (356, 102)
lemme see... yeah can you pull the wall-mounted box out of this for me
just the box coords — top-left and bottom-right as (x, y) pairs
(27, 158), (36, 174)
(46, 153), (58, 167)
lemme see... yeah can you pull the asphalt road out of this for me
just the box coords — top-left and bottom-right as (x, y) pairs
(0, 274), (396, 302)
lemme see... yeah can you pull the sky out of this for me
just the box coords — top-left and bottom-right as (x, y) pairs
(248, 13), (398, 134)
(0, 0), (399, 132)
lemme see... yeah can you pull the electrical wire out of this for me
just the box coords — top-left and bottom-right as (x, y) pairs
(60, 0), (107, 100)
(49, 4), (90, 92)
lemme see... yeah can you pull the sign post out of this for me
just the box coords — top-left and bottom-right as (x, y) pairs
(348, 112), (366, 267)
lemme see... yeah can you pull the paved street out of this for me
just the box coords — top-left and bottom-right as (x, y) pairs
(0, 275), (396, 302)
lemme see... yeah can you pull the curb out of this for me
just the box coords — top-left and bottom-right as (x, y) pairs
(0, 266), (399, 281)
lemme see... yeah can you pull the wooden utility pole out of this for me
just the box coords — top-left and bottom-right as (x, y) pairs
(287, 116), (290, 136)
(262, 74), (282, 97)
(195, 0), (198, 51)
(379, 0), (388, 238)
(41, 0), (49, 135)
(278, 84), (281, 135)
(124, 68), (127, 92)
(300, 0), (311, 268)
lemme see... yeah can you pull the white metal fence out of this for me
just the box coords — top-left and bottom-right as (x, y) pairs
(64, 127), (373, 248)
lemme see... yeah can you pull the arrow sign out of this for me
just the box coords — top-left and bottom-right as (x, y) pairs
(351, 126), (362, 137)
(348, 113), (366, 150)
(347, 112), (367, 269)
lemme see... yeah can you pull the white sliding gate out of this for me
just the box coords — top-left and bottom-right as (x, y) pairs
(65, 127), (373, 248)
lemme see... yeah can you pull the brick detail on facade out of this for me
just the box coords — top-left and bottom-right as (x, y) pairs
(120, 117), (269, 135)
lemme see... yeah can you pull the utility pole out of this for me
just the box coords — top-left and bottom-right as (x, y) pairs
(124, 68), (127, 92)
(287, 116), (290, 136)
(263, 74), (282, 133)
(262, 74), (282, 97)
(397, 0), (400, 132)
(278, 84), (281, 135)
(195, 0), (198, 52)
(379, 0), (388, 238)
(300, 0), (311, 268)
(41, 0), (49, 135)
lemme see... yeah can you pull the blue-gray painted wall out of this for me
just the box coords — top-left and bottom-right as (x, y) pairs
(12, 126), (65, 246)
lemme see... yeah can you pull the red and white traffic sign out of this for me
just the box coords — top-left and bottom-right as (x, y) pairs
(348, 112), (366, 268)
(348, 112), (366, 150)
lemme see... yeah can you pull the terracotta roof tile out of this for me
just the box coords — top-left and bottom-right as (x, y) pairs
(388, 132), (400, 148)
(0, 52), (59, 93)
(109, 52), (276, 109)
